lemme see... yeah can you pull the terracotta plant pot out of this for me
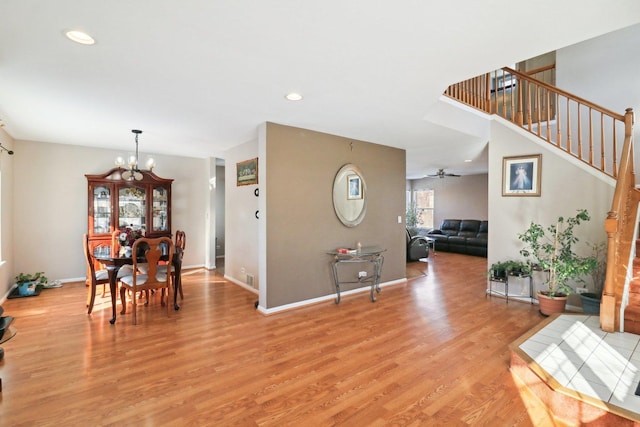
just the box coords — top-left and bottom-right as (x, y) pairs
(537, 291), (568, 316)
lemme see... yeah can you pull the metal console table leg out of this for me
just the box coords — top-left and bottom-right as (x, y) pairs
(328, 246), (386, 304)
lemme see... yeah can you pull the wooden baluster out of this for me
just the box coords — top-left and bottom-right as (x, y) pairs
(535, 85), (541, 136)
(612, 117), (618, 178)
(556, 93), (562, 147)
(516, 75), (524, 125)
(526, 83), (532, 130)
(546, 90), (551, 141)
(484, 73), (491, 113)
(566, 98), (572, 152)
(499, 72), (504, 118)
(471, 78), (475, 107)
(589, 107), (593, 165)
(599, 114), (605, 173)
(465, 79), (470, 104)
(577, 103), (583, 159)
(492, 70), (498, 115)
(510, 76), (516, 123)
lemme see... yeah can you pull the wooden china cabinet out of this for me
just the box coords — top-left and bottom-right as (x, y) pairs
(86, 167), (173, 260)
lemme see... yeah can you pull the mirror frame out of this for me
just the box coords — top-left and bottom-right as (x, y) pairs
(332, 163), (367, 227)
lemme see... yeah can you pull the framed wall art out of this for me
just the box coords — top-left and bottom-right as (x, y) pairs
(237, 158), (258, 186)
(502, 154), (541, 197)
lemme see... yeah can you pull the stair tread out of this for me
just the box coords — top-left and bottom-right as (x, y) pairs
(621, 238), (640, 329)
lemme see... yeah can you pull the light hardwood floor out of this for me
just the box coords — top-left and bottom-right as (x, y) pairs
(0, 252), (556, 426)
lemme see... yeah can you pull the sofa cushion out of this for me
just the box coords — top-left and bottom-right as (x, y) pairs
(467, 237), (487, 247)
(459, 219), (480, 233)
(475, 221), (488, 240)
(448, 236), (468, 245)
(457, 220), (480, 238)
(440, 219), (461, 237)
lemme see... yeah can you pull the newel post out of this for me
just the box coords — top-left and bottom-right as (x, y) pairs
(601, 211), (618, 332)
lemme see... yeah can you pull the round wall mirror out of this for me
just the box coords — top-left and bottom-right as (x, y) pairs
(332, 163), (367, 227)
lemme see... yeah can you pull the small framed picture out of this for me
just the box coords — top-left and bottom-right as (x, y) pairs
(347, 174), (362, 200)
(237, 158), (258, 186)
(502, 154), (541, 197)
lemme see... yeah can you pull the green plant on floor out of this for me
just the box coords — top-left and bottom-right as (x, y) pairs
(15, 271), (48, 285)
(518, 209), (597, 298)
(488, 260), (530, 278)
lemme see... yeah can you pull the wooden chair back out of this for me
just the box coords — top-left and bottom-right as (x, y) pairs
(83, 233), (98, 285)
(83, 233), (109, 314)
(135, 237), (174, 282)
(174, 230), (186, 300)
(112, 229), (122, 256)
(175, 230), (186, 251)
(120, 236), (174, 324)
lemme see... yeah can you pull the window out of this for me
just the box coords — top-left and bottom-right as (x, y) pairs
(407, 188), (434, 228)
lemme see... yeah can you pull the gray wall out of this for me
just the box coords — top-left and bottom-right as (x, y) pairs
(408, 174), (488, 227)
(264, 123), (406, 308)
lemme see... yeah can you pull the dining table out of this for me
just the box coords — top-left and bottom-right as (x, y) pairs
(94, 247), (183, 324)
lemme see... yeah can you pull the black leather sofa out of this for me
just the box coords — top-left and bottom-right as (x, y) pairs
(426, 219), (487, 257)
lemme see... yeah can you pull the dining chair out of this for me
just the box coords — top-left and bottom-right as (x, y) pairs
(174, 230), (186, 300)
(137, 230), (186, 299)
(83, 233), (134, 315)
(119, 236), (174, 325)
(83, 233), (109, 314)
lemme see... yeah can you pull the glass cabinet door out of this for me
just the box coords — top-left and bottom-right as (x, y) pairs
(118, 186), (146, 231)
(93, 185), (111, 234)
(152, 186), (169, 232)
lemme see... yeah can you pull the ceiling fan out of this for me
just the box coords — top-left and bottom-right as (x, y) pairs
(427, 168), (461, 179)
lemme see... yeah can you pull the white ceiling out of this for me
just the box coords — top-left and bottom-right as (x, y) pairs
(1, 1), (639, 179)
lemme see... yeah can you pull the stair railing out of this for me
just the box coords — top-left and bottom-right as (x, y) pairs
(602, 108), (637, 332)
(444, 66), (626, 179)
(447, 68), (636, 332)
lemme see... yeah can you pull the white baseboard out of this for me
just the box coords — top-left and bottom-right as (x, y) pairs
(255, 278), (407, 314)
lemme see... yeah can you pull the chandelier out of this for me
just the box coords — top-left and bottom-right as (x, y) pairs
(115, 129), (155, 180)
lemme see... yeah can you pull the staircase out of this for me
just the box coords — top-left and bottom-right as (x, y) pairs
(446, 66), (635, 333)
(624, 240), (640, 334)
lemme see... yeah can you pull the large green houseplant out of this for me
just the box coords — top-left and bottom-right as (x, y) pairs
(518, 209), (597, 315)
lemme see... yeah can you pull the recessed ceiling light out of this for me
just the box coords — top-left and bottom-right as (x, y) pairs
(464, 159), (472, 162)
(64, 30), (96, 45)
(285, 93), (303, 101)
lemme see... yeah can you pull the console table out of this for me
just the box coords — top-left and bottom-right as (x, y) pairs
(328, 246), (386, 304)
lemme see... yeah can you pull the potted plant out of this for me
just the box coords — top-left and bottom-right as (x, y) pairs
(488, 260), (530, 279)
(15, 271), (48, 296)
(518, 209), (598, 316)
(579, 241), (607, 314)
(406, 202), (419, 228)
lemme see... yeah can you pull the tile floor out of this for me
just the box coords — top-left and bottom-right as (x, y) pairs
(519, 314), (640, 415)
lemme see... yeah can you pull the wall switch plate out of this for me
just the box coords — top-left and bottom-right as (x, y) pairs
(398, 216), (402, 223)
(576, 287), (588, 294)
